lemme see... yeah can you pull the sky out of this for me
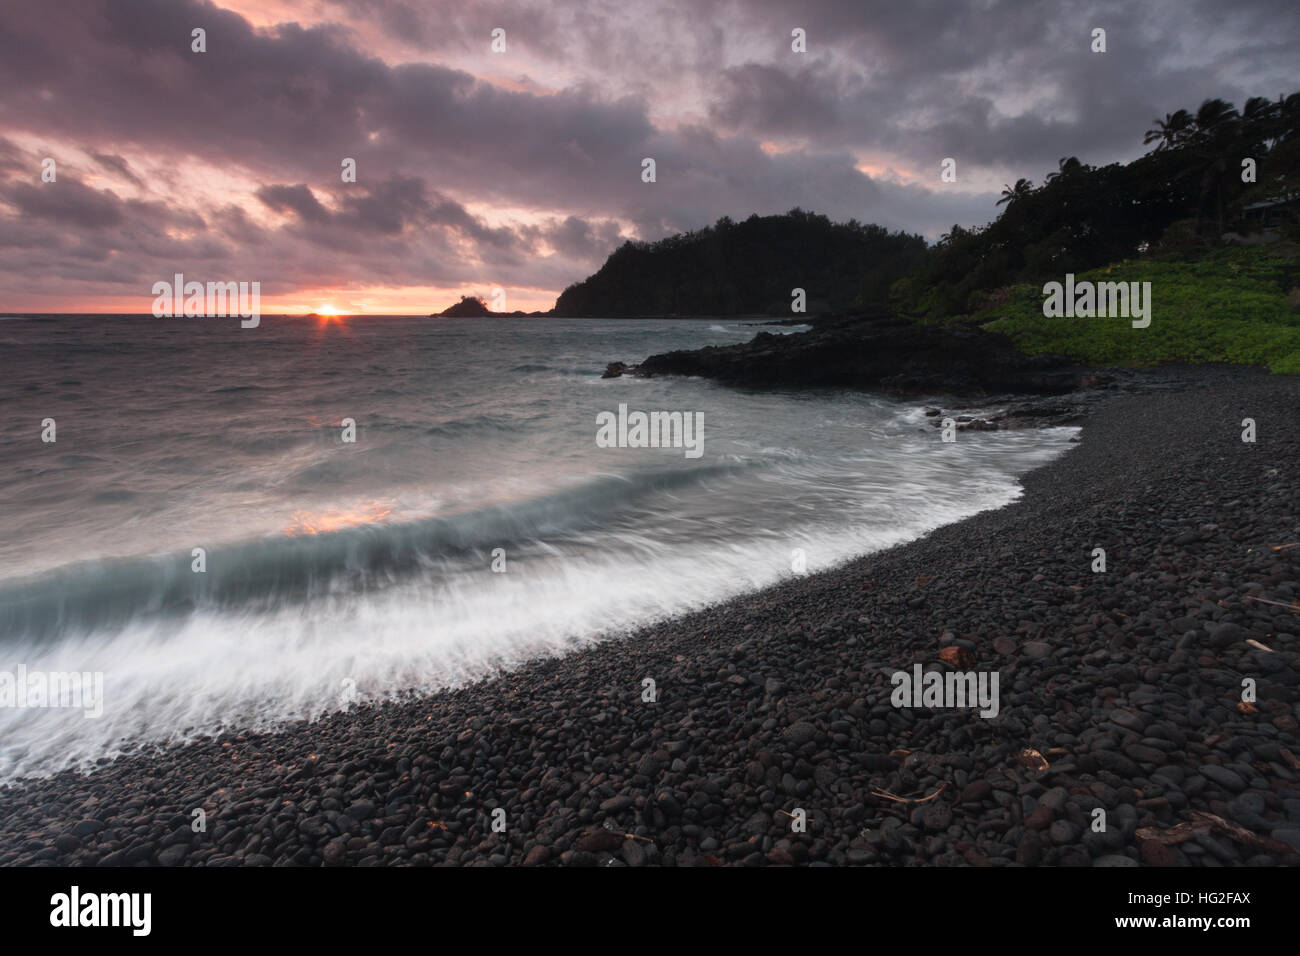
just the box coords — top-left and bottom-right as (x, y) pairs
(0, 0), (1297, 314)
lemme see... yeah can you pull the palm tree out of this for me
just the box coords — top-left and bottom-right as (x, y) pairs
(1278, 92), (1300, 143)
(1241, 96), (1277, 131)
(1045, 156), (1084, 184)
(1144, 110), (1192, 150)
(939, 224), (969, 244)
(996, 178), (1034, 206)
(1265, 93), (1300, 205)
(1186, 99), (1241, 236)
(1191, 98), (1239, 143)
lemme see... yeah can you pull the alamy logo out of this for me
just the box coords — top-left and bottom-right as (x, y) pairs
(152, 273), (260, 328)
(1042, 273), (1151, 328)
(890, 663), (999, 717)
(0, 666), (102, 718)
(50, 886), (151, 936)
(596, 403), (704, 459)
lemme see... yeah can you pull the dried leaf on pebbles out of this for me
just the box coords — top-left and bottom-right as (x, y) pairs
(1137, 821), (1205, 845)
(1015, 748), (1050, 771)
(938, 646), (975, 668)
(1138, 812), (1295, 854)
(1238, 700), (1259, 715)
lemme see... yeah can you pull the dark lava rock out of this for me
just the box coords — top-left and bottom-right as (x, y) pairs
(1140, 840), (1178, 866)
(157, 844), (189, 867)
(632, 312), (1088, 398)
(1199, 765), (1246, 793)
(784, 721), (819, 747)
(522, 845), (551, 866)
(574, 828), (623, 853)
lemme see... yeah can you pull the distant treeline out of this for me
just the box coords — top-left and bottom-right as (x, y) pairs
(553, 92), (1300, 319)
(553, 211), (926, 316)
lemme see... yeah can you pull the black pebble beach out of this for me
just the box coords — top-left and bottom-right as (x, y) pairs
(2, 365), (1297, 867)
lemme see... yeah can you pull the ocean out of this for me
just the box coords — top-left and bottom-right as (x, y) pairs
(0, 314), (1078, 778)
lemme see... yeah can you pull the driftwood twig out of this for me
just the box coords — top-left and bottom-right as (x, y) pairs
(1243, 595), (1300, 613)
(869, 782), (948, 805)
(1138, 811), (1294, 855)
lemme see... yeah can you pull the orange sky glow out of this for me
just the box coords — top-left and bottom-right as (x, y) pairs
(4, 285), (561, 316)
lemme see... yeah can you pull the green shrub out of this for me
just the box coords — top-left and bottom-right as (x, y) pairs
(981, 246), (1300, 374)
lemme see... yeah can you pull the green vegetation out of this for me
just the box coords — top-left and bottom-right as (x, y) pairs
(981, 245), (1300, 374)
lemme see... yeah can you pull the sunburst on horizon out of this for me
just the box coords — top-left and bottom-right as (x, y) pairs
(311, 303), (349, 326)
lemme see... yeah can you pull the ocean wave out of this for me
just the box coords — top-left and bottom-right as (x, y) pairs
(0, 462), (750, 640)
(422, 411), (544, 437)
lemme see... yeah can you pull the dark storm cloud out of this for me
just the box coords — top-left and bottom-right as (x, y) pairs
(546, 215), (626, 260)
(699, 0), (1299, 171)
(708, 64), (841, 137)
(255, 177), (530, 252)
(257, 184), (333, 223)
(330, 0), (1300, 178)
(6, 179), (127, 229)
(89, 152), (146, 188)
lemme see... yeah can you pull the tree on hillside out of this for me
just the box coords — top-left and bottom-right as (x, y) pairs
(1045, 156), (1085, 184)
(1191, 98), (1240, 143)
(1185, 99), (1243, 235)
(997, 178), (1035, 206)
(1144, 110), (1193, 151)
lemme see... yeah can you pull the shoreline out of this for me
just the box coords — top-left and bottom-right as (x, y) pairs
(2, 364), (1297, 866)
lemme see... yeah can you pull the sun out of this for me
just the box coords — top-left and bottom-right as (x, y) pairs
(312, 303), (347, 326)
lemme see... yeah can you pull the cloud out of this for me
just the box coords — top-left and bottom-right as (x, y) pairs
(0, 0), (1297, 309)
(89, 151), (146, 188)
(6, 179), (127, 229)
(257, 183), (332, 223)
